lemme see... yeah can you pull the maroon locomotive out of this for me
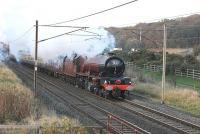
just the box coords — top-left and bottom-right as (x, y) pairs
(58, 53), (134, 98)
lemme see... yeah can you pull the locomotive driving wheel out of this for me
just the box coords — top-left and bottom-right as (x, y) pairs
(101, 89), (108, 99)
(100, 88), (104, 97)
(120, 90), (125, 99)
(84, 79), (91, 91)
(94, 87), (99, 95)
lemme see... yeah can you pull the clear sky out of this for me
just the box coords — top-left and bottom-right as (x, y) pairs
(0, 0), (200, 60)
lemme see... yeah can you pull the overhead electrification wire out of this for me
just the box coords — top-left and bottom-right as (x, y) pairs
(131, 30), (162, 46)
(62, 33), (102, 37)
(114, 11), (200, 27)
(48, 0), (139, 26)
(9, 26), (34, 43)
(84, 37), (101, 41)
(37, 25), (89, 29)
(113, 28), (162, 43)
(38, 28), (85, 43)
(168, 36), (200, 40)
(167, 24), (200, 28)
(121, 27), (200, 33)
(124, 28), (163, 31)
(80, 30), (101, 36)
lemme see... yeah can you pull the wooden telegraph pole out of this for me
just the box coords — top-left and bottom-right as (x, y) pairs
(161, 22), (167, 104)
(34, 20), (38, 97)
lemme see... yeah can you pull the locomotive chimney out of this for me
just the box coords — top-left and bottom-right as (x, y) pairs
(108, 52), (115, 56)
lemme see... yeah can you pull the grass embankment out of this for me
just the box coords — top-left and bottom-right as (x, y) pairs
(134, 82), (200, 117)
(0, 64), (100, 133)
(0, 64), (34, 123)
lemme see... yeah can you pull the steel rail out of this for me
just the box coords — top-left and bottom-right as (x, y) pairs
(11, 63), (150, 134)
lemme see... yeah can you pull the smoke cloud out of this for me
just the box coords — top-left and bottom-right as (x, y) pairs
(9, 27), (115, 62)
(37, 27), (115, 61)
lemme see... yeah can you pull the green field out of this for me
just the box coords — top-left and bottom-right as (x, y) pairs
(141, 70), (200, 91)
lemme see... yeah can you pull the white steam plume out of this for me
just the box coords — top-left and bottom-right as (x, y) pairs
(9, 27), (115, 62)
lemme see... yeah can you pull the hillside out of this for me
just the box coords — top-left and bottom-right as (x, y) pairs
(107, 14), (200, 50)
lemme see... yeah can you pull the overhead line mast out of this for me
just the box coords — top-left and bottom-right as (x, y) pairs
(161, 23), (167, 104)
(34, 20), (38, 98)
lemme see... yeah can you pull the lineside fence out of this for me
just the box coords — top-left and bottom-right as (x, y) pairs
(125, 62), (200, 80)
(125, 62), (163, 73)
(175, 68), (200, 79)
(107, 114), (150, 134)
(125, 62), (200, 90)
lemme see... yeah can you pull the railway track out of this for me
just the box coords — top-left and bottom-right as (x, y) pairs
(53, 77), (200, 134)
(116, 100), (200, 134)
(12, 63), (200, 134)
(31, 66), (200, 134)
(10, 63), (150, 134)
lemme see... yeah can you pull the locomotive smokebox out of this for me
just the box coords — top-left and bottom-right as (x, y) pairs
(104, 56), (125, 77)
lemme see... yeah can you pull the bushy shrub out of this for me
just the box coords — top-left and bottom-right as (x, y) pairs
(193, 45), (200, 56)
(0, 65), (34, 123)
(184, 54), (197, 65)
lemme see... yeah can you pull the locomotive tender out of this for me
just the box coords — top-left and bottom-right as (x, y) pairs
(21, 53), (134, 98)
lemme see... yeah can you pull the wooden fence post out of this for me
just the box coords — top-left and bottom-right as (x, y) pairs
(193, 69), (194, 79)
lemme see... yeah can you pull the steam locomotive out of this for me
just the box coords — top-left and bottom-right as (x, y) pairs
(21, 53), (134, 98)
